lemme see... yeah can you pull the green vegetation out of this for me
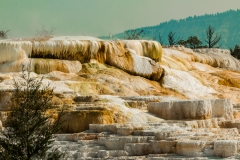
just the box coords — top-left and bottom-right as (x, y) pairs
(205, 25), (221, 48)
(0, 30), (10, 39)
(0, 65), (64, 160)
(168, 31), (180, 45)
(158, 32), (164, 45)
(111, 9), (240, 48)
(177, 36), (203, 49)
(230, 45), (240, 59)
(186, 36), (203, 49)
(124, 29), (145, 40)
(36, 25), (56, 37)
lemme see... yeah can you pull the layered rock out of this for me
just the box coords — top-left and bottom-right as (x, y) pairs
(45, 97), (240, 159)
(51, 117), (240, 159)
(0, 41), (32, 64)
(0, 58), (82, 74)
(60, 108), (114, 133)
(1, 38), (240, 103)
(31, 39), (162, 63)
(1, 37), (240, 159)
(193, 48), (240, 70)
(0, 38), (163, 80)
(148, 99), (233, 120)
(163, 46), (240, 71)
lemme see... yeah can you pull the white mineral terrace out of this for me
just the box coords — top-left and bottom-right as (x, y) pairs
(51, 98), (240, 159)
(1, 36), (240, 159)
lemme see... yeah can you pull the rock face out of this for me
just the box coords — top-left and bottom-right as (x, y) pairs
(0, 58), (82, 74)
(60, 108), (114, 133)
(105, 46), (162, 80)
(161, 46), (240, 102)
(1, 37), (240, 159)
(0, 38), (163, 80)
(211, 99), (234, 120)
(214, 140), (238, 157)
(148, 99), (233, 120)
(51, 117), (240, 159)
(164, 46), (240, 71)
(1, 38), (240, 102)
(176, 140), (206, 157)
(0, 41), (32, 64)
(45, 97), (240, 159)
(193, 48), (240, 70)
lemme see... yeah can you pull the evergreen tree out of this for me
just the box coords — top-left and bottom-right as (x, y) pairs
(230, 45), (240, 59)
(113, 10), (240, 48)
(177, 39), (187, 47)
(187, 36), (202, 49)
(0, 65), (64, 160)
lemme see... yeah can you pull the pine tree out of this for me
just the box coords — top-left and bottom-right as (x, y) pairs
(0, 65), (64, 160)
(230, 45), (240, 59)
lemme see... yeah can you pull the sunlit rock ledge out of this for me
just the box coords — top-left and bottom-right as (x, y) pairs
(1, 36), (240, 159)
(0, 36), (163, 80)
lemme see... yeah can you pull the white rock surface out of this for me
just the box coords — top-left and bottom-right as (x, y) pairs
(124, 143), (150, 156)
(161, 66), (217, 99)
(211, 99), (234, 120)
(214, 140), (238, 157)
(0, 58), (82, 74)
(148, 99), (233, 120)
(97, 150), (128, 158)
(176, 140), (206, 157)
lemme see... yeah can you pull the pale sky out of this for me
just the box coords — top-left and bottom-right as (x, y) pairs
(1, 0), (240, 38)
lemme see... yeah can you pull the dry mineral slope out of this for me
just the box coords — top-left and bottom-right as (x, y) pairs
(1, 37), (240, 103)
(1, 37), (240, 158)
(0, 37), (240, 125)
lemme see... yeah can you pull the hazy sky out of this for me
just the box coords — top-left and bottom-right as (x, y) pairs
(1, 0), (240, 38)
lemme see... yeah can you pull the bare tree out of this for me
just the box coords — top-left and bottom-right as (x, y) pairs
(124, 29), (145, 40)
(168, 31), (180, 45)
(205, 25), (221, 48)
(0, 30), (10, 39)
(150, 37), (156, 41)
(36, 25), (56, 37)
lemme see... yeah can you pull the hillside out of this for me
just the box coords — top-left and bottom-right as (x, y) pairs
(107, 9), (240, 49)
(1, 36), (240, 158)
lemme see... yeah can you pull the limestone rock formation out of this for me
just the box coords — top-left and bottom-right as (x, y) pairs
(1, 36), (240, 159)
(148, 99), (233, 120)
(51, 113), (240, 159)
(0, 58), (82, 74)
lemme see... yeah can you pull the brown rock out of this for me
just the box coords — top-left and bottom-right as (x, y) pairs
(60, 108), (114, 133)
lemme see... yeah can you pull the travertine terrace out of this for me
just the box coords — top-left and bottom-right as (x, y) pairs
(1, 36), (240, 159)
